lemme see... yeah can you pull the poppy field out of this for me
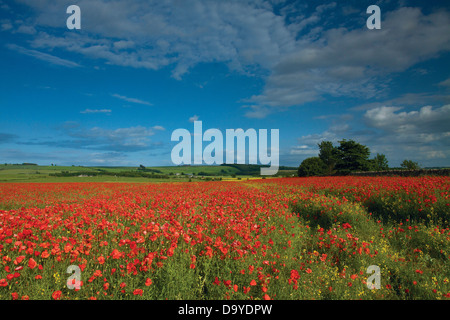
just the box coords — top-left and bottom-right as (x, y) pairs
(0, 176), (449, 300)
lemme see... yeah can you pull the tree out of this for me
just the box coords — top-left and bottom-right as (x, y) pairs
(318, 141), (339, 175)
(298, 157), (326, 177)
(370, 153), (389, 171)
(334, 139), (371, 173)
(401, 159), (420, 170)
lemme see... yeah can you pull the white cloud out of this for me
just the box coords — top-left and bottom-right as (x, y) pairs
(10, 1), (450, 122)
(291, 104), (450, 167)
(113, 40), (135, 50)
(19, 123), (162, 153)
(289, 146), (318, 156)
(249, 7), (450, 112)
(364, 105), (450, 134)
(16, 0), (298, 80)
(16, 24), (36, 34)
(80, 109), (111, 114)
(66, 125), (159, 152)
(243, 105), (272, 119)
(189, 115), (199, 122)
(111, 94), (152, 106)
(439, 78), (450, 88)
(6, 43), (80, 67)
(1, 22), (12, 31)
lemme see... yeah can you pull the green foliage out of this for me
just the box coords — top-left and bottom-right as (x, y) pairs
(313, 139), (375, 175)
(334, 139), (371, 173)
(318, 141), (338, 175)
(298, 157), (326, 177)
(369, 153), (390, 171)
(401, 159), (421, 170)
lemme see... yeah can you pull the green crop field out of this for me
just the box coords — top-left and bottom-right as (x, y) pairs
(0, 164), (294, 183)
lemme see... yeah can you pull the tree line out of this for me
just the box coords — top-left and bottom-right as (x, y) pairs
(298, 139), (421, 177)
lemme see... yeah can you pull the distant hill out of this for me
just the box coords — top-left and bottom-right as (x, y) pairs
(0, 163), (300, 182)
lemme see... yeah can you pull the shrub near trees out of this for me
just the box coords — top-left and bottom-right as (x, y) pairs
(298, 139), (393, 176)
(401, 159), (421, 170)
(370, 153), (390, 171)
(297, 157), (326, 177)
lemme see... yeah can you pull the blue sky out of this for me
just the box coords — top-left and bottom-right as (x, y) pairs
(1, 0), (450, 168)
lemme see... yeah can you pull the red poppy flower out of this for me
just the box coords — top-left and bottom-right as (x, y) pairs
(133, 289), (143, 296)
(93, 270), (102, 277)
(13, 256), (25, 265)
(28, 258), (37, 269)
(52, 290), (62, 300)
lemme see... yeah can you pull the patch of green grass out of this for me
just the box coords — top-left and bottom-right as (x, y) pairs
(0, 164), (246, 183)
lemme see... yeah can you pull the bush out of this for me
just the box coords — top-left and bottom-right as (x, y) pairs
(297, 157), (326, 177)
(401, 159), (420, 170)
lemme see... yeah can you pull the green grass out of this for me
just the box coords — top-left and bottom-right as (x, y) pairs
(0, 164), (257, 183)
(0, 164), (294, 183)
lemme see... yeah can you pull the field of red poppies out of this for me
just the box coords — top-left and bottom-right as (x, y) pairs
(0, 176), (449, 300)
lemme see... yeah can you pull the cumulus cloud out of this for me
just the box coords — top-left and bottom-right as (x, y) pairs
(364, 105), (450, 135)
(291, 104), (450, 167)
(361, 104), (450, 163)
(248, 7), (450, 112)
(16, 0), (297, 80)
(10, 1), (450, 117)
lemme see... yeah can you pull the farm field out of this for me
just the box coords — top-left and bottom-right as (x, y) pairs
(0, 164), (295, 183)
(0, 176), (449, 300)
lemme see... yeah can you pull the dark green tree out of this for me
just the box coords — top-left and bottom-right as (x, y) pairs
(334, 139), (371, 174)
(369, 153), (389, 171)
(298, 157), (327, 177)
(400, 159), (420, 170)
(318, 140), (339, 175)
